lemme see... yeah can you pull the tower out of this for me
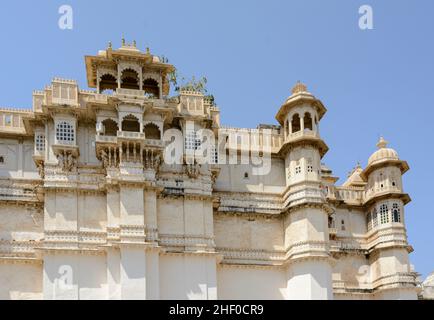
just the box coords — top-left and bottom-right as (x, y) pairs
(276, 82), (333, 299)
(361, 137), (418, 299)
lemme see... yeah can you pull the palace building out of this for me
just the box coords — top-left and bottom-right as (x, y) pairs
(0, 41), (419, 299)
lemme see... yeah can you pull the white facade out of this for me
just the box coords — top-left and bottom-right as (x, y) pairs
(0, 41), (420, 300)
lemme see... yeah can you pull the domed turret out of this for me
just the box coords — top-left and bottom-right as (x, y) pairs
(362, 137), (409, 180)
(278, 83), (333, 300)
(362, 137), (411, 232)
(367, 137), (399, 166)
(276, 82), (329, 187)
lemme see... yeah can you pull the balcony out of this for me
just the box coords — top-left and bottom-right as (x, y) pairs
(364, 186), (403, 203)
(285, 129), (319, 142)
(32, 149), (45, 164)
(281, 129), (328, 156)
(326, 186), (364, 205)
(0, 110), (28, 135)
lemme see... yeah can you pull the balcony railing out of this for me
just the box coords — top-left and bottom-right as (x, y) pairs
(54, 139), (76, 146)
(96, 133), (164, 147)
(326, 186), (364, 204)
(143, 139), (164, 147)
(116, 88), (145, 97)
(285, 129), (319, 142)
(364, 186), (402, 202)
(117, 131), (146, 140)
(96, 135), (117, 143)
(329, 227), (337, 235)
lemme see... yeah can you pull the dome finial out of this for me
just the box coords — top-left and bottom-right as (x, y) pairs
(376, 136), (388, 149)
(291, 81), (307, 95)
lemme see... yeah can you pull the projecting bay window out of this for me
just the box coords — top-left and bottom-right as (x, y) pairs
(367, 201), (403, 232)
(55, 121), (75, 145)
(35, 134), (45, 152)
(52, 119), (79, 158)
(185, 131), (200, 151)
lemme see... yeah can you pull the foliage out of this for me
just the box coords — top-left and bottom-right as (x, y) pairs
(177, 76), (208, 94)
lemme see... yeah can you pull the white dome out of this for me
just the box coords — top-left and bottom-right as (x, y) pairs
(424, 272), (434, 286)
(367, 137), (399, 166)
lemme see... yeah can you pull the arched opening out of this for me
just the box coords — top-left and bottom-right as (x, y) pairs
(121, 69), (140, 90)
(99, 74), (117, 93)
(291, 113), (301, 133)
(102, 119), (118, 136)
(121, 115), (140, 132)
(304, 112), (313, 130)
(328, 215), (335, 228)
(392, 203), (401, 222)
(143, 78), (160, 98)
(144, 123), (161, 140)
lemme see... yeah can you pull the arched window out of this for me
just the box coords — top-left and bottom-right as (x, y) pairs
(143, 123), (161, 140)
(295, 160), (301, 174)
(372, 208), (378, 228)
(304, 112), (313, 130)
(99, 74), (117, 93)
(328, 215), (335, 228)
(291, 113), (301, 133)
(121, 69), (139, 90)
(102, 119), (118, 136)
(121, 115), (140, 132)
(56, 121), (74, 143)
(392, 203), (401, 222)
(307, 158), (313, 173)
(380, 204), (389, 224)
(391, 176), (397, 187)
(143, 78), (160, 98)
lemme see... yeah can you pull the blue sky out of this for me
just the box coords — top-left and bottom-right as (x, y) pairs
(0, 0), (433, 279)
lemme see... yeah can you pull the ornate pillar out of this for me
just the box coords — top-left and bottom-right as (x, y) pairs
(117, 65), (121, 89)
